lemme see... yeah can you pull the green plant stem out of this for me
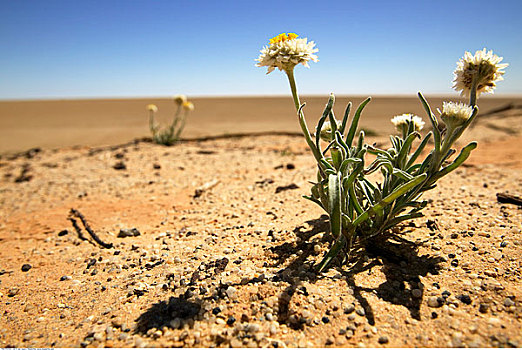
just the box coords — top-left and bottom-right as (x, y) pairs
(469, 74), (478, 107)
(285, 68), (301, 111)
(285, 68), (323, 162)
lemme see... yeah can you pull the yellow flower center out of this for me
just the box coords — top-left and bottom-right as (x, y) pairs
(269, 33), (298, 44)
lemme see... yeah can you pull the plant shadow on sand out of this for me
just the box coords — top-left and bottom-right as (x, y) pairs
(269, 217), (444, 327)
(135, 296), (201, 335)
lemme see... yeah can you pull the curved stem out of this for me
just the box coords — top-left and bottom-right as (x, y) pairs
(469, 74), (478, 107)
(285, 68), (301, 111)
(285, 68), (323, 162)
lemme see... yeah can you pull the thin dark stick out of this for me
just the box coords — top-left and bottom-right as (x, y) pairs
(68, 216), (88, 242)
(496, 192), (522, 206)
(69, 208), (113, 249)
(86, 131), (304, 155)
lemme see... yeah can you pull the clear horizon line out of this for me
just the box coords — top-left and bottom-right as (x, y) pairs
(2, 92), (522, 102)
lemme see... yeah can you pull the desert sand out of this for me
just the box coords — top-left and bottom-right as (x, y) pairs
(0, 95), (520, 153)
(0, 95), (521, 348)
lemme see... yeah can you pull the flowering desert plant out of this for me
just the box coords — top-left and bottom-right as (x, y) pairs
(147, 94), (195, 146)
(257, 34), (508, 272)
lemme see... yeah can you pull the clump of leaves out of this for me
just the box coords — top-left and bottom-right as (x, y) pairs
(256, 33), (508, 271)
(147, 95), (194, 146)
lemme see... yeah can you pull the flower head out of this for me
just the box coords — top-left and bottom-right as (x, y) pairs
(390, 114), (425, 134)
(182, 101), (194, 112)
(438, 101), (473, 129)
(173, 94), (187, 105)
(453, 48), (508, 98)
(319, 119), (340, 142)
(146, 104), (158, 113)
(256, 33), (318, 74)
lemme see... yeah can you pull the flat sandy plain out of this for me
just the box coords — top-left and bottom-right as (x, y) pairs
(0, 95), (520, 152)
(0, 95), (521, 348)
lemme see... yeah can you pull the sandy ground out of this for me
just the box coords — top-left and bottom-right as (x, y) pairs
(1, 95), (520, 153)
(0, 97), (521, 348)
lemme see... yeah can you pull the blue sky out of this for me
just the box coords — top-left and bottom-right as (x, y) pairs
(1, 0), (521, 99)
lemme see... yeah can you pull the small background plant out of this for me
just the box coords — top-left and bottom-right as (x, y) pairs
(147, 94), (195, 146)
(256, 34), (508, 272)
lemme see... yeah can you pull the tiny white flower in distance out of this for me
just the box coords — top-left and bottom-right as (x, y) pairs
(256, 33), (318, 74)
(319, 120), (340, 142)
(453, 48), (508, 98)
(439, 101), (473, 129)
(390, 114), (425, 133)
(173, 94), (187, 105)
(146, 104), (158, 113)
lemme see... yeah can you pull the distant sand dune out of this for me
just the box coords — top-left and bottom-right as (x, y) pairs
(1, 95), (521, 153)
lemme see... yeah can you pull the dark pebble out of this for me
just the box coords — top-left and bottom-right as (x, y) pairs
(7, 288), (19, 297)
(431, 312), (438, 319)
(286, 163), (295, 170)
(227, 316), (236, 325)
(378, 336), (389, 344)
(500, 241), (507, 247)
(479, 303), (489, 313)
(450, 233), (458, 239)
(153, 163), (161, 169)
(450, 259), (459, 267)
(212, 307), (221, 315)
(86, 259), (97, 269)
(118, 228), (141, 238)
(21, 264), (32, 272)
(58, 229), (69, 236)
(113, 161), (126, 170)
(442, 290), (451, 298)
(457, 294), (472, 305)
(322, 316), (330, 324)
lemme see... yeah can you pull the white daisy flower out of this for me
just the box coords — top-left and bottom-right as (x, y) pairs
(453, 48), (508, 98)
(390, 114), (425, 134)
(173, 94), (187, 105)
(438, 101), (473, 129)
(256, 33), (318, 74)
(146, 104), (158, 113)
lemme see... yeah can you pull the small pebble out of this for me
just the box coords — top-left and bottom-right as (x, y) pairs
(378, 335), (389, 344)
(21, 264), (32, 272)
(226, 286), (237, 299)
(457, 294), (472, 305)
(479, 303), (489, 313)
(427, 296), (441, 308)
(344, 304), (355, 314)
(118, 228), (141, 238)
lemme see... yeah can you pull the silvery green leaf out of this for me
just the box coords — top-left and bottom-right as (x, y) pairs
(346, 97), (371, 146)
(417, 92), (441, 154)
(406, 131), (432, 168)
(432, 142), (477, 181)
(328, 174), (342, 240)
(339, 102), (352, 136)
(315, 94), (335, 148)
